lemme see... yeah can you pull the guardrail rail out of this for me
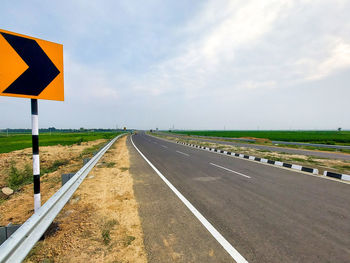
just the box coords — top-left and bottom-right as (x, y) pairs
(0, 133), (126, 263)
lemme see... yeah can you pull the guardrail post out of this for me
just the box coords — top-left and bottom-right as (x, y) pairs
(61, 173), (75, 186)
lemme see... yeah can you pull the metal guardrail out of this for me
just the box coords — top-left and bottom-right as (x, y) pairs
(0, 133), (125, 263)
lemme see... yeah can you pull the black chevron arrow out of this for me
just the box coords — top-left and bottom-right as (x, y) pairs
(1, 32), (60, 96)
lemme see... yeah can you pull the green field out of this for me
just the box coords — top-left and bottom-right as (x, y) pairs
(170, 130), (350, 145)
(0, 132), (125, 153)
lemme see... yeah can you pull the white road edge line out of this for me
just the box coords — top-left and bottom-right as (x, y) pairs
(161, 145), (168, 148)
(210, 163), (251, 179)
(131, 135), (248, 263)
(176, 150), (190, 157)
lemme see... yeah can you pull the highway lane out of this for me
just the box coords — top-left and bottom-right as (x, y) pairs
(132, 132), (350, 263)
(158, 132), (350, 160)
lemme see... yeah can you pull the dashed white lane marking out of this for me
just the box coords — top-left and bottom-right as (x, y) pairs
(131, 136), (248, 263)
(153, 141), (158, 144)
(161, 145), (168, 148)
(176, 150), (190, 157)
(210, 163), (251, 179)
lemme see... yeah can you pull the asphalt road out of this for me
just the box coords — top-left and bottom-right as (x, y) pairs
(128, 137), (234, 262)
(159, 132), (350, 160)
(132, 132), (350, 263)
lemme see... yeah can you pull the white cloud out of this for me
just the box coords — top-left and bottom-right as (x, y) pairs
(238, 80), (277, 91)
(198, 0), (292, 62)
(64, 53), (119, 102)
(132, 0), (294, 98)
(296, 38), (350, 81)
(1, 0), (350, 129)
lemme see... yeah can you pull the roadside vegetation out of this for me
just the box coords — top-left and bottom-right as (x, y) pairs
(23, 136), (147, 263)
(169, 130), (350, 145)
(0, 132), (124, 193)
(0, 132), (124, 153)
(80, 141), (109, 159)
(8, 163), (33, 190)
(0, 133), (126, 213)
(6, 158), (76, 191)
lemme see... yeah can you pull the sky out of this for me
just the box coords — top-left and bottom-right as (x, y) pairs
(0, 0), (349, 130)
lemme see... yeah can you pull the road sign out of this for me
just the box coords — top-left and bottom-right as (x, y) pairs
(0, 29), (64, 101)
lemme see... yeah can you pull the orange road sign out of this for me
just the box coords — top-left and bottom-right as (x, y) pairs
(0, 29), (64, 101)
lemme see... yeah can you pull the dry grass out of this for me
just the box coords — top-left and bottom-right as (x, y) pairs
(24, 136), (147, 263)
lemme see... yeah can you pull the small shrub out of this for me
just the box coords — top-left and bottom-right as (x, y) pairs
(76, 137), (84, 145)
(291, 158), (307, 163)
(81, 142), (106, 158)
(306, 157), (321, 165)
(101, 219), (118, 245)
(258, 149), (271, 153)
(119, 167), (129, 172)
(106, 162), (116, 168)
(262, 156), (283, 162)
(8, 164), (32, 190)
(42, 159), (69, 174)
(331, 164), (350, 173)
(102, 229), (111, 245)
(124, 235), (136, 247)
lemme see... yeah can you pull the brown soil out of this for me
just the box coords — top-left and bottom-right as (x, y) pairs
(0, 140), (105, 187)
(0, 139), (106, 224)
(25, 136), (147, 263)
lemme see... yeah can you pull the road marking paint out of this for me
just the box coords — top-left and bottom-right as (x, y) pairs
(161, 145), (168, 148)
(210, 163), (251, 179)
(176, 150), (190, 157)
(153, 141), (158, 144)
(131, 136), (248, 263)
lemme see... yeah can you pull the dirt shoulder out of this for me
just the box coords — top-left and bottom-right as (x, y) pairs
(25, 136), (147, 263)
(0, 139), (107, 224)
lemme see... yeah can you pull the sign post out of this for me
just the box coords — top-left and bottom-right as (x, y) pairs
(0, 29), (64, 213)
(31, 99), (41, 212)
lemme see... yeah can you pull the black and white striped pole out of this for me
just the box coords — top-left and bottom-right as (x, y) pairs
(0, 29), (64, 212)
(31, 99), (41, 212)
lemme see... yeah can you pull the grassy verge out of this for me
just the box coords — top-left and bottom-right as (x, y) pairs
(163, 132), (350, 154)
(42, 160), (70, 175)
(3, 134), (124, 191)
(7, 159), (71, 191)
(0, 132), (124, 153)
(168, 130), (350, 145)
(80, 141), (108, 159)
